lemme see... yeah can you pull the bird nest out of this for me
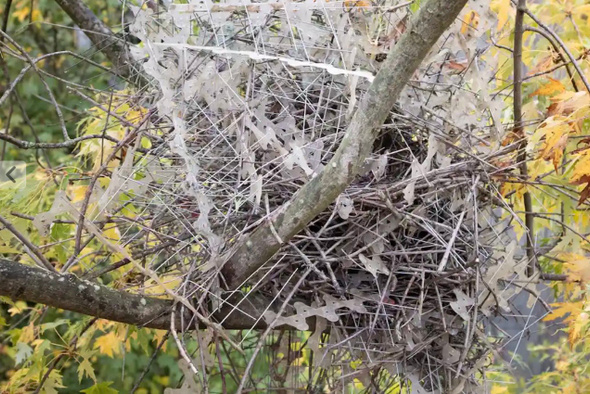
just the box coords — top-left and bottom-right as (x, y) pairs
(68, 0), (524, 391)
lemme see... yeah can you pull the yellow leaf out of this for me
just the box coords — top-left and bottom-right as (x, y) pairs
(141, 276), (181, 297)
(569, 311), (588, 346)
(531, 78), (566, 97)
(103, 226), (121, 242)
(12, 7), (29, 23)
(77, 357), (96, 383)
(69, 185), (88, 203)
(31, 9), (42, 22)
(491, 0), (511, 30)
(549, 91), (590, 117)
(543, 301), (584, 323)
(491, 385), (508, 394)
(461, 10), (479, 35)
(8, 301), (28, 316)
(93, 331), (121, 358)
(0, 245), (20, 253)
(535, 116), (571, 171)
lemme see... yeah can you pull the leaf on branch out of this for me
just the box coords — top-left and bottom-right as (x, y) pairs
(77, 355), (97, 383)
(530, 78), (566, 97)
(14, 342), (33, 365)
(534, 116), (570, 172)
(93, 331), (121, 358)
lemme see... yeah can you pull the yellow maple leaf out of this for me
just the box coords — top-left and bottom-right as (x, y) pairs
(531, 78), (566, 97)
(549, 91), (590, 117)
(93, 331), (121, 358)
(7, 301), (28, 316)
(563, 255), (590, 282)
(535, 116), (571, 172)
(543, 301), (584, 323)
(69, 185), (88, 203)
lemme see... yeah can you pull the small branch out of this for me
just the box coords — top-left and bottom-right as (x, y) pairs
(52, 0), (141, 82)
(0, 215), (56, 271)
(524, 26), (579, 92)
(513, 0), (536, 277)
(519, 3), (590, 93)
(0, 131), (122, 149)
(0, 30), (69, 140)
(539, 273), (570, 282)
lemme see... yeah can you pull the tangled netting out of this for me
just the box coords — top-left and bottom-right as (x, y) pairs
(43, 0), (535, 392)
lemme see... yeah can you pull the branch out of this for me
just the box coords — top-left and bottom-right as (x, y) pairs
(52, 0), (138, 81)
(221, 0), (469, 289)
(513, 0), (536, 277)
(0, 259), (299, 330)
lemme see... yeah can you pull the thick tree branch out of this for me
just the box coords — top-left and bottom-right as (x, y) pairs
(53, 0), (137, 81)
(0, 259), (300, 330)
(221, 0), (468, 289)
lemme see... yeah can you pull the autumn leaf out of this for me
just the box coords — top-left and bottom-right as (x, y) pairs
(562, 252), (590, 282)
(535, 116), (570, 172)
(530, 78), (566, 97)
(548, 91), (590, 117)
(491, 0), (511, 30)
(93, 331), (121, 358)
(568, 311), (589, 346)
(543, 301), (584, 323)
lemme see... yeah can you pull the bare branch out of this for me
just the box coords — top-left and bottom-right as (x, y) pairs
(52, 0), (139, 81)
(0, 259), (305, 330)
(513, 0), (536, 277)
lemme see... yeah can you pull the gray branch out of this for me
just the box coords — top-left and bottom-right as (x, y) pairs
(53, 0), (137, 81)
(221, 0), (469, 289)
(0, 259), (303, 330)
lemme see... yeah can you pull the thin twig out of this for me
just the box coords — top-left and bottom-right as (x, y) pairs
(514, 0), (536, 277)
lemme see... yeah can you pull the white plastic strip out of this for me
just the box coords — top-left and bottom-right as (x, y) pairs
(152, 42), (376, 82)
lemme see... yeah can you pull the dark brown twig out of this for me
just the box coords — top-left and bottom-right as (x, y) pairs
(513, 0), (536, 277)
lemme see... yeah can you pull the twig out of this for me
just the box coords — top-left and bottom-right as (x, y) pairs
(0, 131), (123, 149)
(0, 214), (55, 271)
(235, 269), (310, 394)
(171, 309), (199, 375)
(0, 30), (69, 140)
(519, 3), (590, 93)
(513, 0), (536, 277)
(524, 26), (579, 92)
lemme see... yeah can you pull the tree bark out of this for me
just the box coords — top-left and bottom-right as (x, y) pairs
(53, 0), (137, 81)
(221, 0), (469, 289)
(0, 259), (301, 330)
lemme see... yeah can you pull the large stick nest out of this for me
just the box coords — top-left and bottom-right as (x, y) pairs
(67, 0), (526, 391)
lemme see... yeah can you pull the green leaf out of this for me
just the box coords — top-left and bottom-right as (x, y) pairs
(78, 357), (97, 383)
(41, 370), (65, 394)
(14, 342), (33, 365)
(81, 381), (118, 394)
